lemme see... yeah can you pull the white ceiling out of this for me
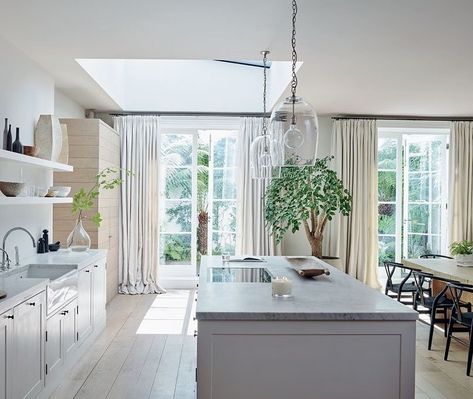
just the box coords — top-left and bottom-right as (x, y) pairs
(1, 0), (473, 116)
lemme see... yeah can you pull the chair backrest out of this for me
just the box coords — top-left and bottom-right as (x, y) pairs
(420, 254), (454, 259)
(447, 282), (473, 323)
(384, 262), (420, 288)
(413, 271), (459, 305)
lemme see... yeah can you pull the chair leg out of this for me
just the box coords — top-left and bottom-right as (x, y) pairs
(444, 307), (448, 337)
(444, 317), (454, 361)
(428, 308), (436, 350)
(467, 325), (473, 376)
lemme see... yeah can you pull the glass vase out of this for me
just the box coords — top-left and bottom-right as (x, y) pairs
(67, 218), (91, 252)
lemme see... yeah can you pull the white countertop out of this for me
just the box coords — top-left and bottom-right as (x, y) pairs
(196, 256), (418, 321)
(0, 249), (107, 314)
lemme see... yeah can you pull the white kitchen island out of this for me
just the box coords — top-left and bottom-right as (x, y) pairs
(196, 256), (418, 399)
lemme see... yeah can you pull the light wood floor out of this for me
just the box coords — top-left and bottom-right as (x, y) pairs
(50, 291), (473, 399)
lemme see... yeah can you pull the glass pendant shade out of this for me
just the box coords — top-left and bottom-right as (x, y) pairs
(250, 134), (281, 179)
(270, 96), (318, 167)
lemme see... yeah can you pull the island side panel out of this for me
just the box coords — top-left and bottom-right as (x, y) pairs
(197, 319), (416, 399)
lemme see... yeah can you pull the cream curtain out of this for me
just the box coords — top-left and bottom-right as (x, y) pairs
(328, 119), (380, 288)
(114, 115), (165, 294)
(236, 117), (279, 256)
(449, 122), (473, 242)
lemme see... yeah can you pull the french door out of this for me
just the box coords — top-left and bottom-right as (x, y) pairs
(378, 128), (449, 265)
(158, 120), (239, 281)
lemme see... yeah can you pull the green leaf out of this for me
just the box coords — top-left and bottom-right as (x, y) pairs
(91, 212), (103, 227)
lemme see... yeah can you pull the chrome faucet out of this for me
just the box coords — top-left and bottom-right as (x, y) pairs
(2, 227), (36, 269)
(0, 249), (10, 271)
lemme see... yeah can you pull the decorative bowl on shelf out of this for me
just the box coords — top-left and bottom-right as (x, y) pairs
(35, 187), (48, 197)
(45, 188), (59, 197)
(50, 186), (71, 197)
(23, 145), (40, 157)
(0, 181), (26, 197)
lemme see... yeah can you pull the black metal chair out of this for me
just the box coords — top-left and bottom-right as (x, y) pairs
(384, 262), (420, 305)
(412, 271), (469, 350)
(444, 282), (473, 376)
(420, 254), (454, 260)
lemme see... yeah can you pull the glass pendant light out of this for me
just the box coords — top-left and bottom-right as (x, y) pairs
(270, 0), (318, 167)
(250, 51), (281, 179)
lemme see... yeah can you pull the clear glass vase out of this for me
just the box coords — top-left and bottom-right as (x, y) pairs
(67, 218), (91, 252)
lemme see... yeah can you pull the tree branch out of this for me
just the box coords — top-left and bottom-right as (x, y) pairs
(303, 220), (313, 241)
(310, 209), (317, 233)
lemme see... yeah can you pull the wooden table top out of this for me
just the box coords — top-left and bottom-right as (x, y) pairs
(402, 258), (473, 284)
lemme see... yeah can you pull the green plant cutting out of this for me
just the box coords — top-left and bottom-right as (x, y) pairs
(72, 167), (130, 227)
(265, 156), (352, 258)
(450, 240), (473, 256)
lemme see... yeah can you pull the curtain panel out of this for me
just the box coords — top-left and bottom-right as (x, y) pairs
(328, 119), (380, 288)
(114, 115), (165, 294)
(449, 121), (473, 242)
(235, 117), (279, 256)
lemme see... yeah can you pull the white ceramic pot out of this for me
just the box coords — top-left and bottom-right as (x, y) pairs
(34, 115), (63, 162)
(455, 254), (473, 267)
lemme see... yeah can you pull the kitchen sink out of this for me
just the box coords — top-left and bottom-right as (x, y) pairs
(14, 264), (78, 315)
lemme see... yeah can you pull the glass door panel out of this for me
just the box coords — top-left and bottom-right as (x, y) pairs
(159, 133), (196, 270)
(403, 135), (448, 258)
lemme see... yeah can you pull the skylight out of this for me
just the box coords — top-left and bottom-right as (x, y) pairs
(76, 59), (301, 113)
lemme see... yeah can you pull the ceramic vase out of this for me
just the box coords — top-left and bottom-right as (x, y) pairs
(67, 218), (91, 252)
(34, 115), (63, 161)
(58, 123), (69, 164)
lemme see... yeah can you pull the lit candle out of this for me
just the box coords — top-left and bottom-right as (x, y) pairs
(272, 276), (292, 297)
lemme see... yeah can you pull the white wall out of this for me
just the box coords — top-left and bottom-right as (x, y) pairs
(281, 115), (334, 256)
(54, 88), (85, 118)
(0, 37), (78, 263)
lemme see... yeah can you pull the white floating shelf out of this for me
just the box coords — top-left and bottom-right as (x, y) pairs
(0, 197), (73, 205)
(0, 149), (73, 172)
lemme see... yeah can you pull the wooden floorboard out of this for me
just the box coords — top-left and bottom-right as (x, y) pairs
(50, 292), (473, 399)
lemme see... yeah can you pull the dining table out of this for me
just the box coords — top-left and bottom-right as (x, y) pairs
(402, 258), (473, 303)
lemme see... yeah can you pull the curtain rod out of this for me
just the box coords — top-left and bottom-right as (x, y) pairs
(332, 114), (473, 122)
(104, 111), (271, 118)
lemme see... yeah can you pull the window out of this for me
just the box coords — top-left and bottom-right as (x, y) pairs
(377, 126), (449, 265)
(158, 119), (239, 279)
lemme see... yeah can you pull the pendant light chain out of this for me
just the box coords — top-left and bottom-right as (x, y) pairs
(290, 0), (298, 125)
(262, 51), (268, 136)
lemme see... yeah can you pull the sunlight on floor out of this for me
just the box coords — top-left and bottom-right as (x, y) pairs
(136, 290), (196, 335)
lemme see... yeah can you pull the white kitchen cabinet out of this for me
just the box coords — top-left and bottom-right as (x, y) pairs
(45, 300), (77, 384)
(12, 292), (45, 399)
(0, 310), (13, 399)
(62, 301), (77, 357)
(92, 260), (106, 326)
(77, 267), (93, 342)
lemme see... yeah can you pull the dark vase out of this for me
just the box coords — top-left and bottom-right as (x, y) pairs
(2, 118), (7, 150)
(12, 127), (23, 154)
(6, 125), (12, 151)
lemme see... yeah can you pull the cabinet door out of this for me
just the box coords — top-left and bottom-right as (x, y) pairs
(0, 310), (13, 399)
(63, 301), (77, 357)
(45, 311), (63, 384)
(13, 292), (45, 399)
(77, 267), (93, 342)
(92, 260), (106, 325)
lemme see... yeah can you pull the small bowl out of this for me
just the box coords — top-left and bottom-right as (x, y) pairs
(23, 146), (39, 157)
(0, 181), (26, 197)
(45, 189), (59, 198)
(36, 187), (48, 197)
(50, 186), (71, 197)
(48, 243), (60, 252)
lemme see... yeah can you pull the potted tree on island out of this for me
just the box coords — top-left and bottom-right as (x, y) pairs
(265, 156), (352, 258)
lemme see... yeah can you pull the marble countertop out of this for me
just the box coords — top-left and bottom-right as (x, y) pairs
(196, 256), (418, 321)
(0, 249), (107, 313)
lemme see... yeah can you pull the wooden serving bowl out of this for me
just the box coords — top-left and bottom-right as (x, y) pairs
(23, 145), (39, 157)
